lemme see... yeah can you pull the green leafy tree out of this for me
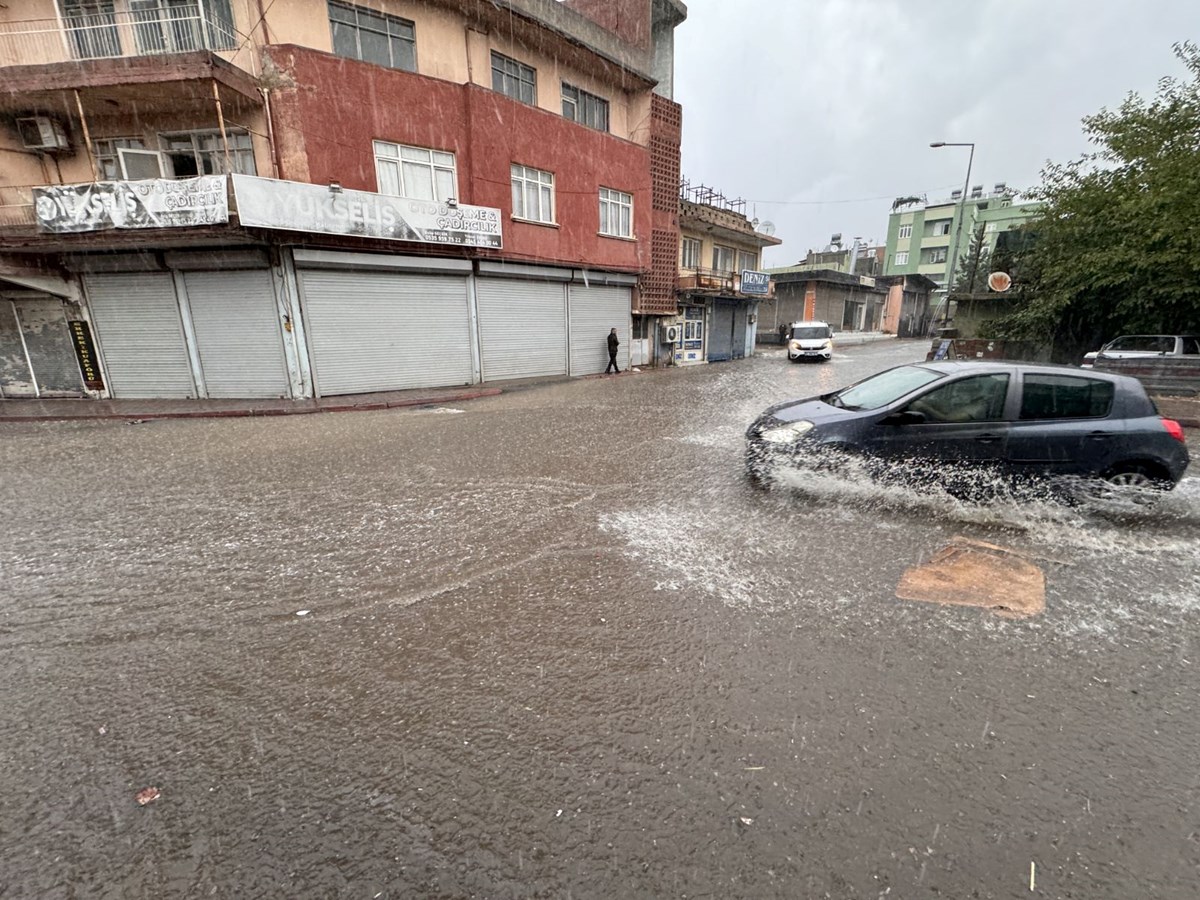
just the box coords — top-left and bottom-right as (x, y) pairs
(951, 226), (991, 293)
(993, 42), (1200, 359)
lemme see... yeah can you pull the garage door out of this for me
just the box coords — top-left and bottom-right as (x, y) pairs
(184, 270), (290, 399)
(476, 279), (567, 381)
(568, 285), (630, 376)
(299, 269), (472, 396)
(85, 272), (196, 398)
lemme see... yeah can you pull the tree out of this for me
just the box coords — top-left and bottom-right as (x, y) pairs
(992, 42), (1200, 359)
(951, 225), (991, 294)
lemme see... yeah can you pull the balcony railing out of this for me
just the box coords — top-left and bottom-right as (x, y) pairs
(0, 187), (36, 230)
(0, 7), (237, 67)
(678, 267), (773, 298)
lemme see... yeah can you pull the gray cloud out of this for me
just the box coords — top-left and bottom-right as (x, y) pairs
(674, 0), (1194, 263)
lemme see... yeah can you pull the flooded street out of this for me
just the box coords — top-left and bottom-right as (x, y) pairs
(3, 339), (1199, 899)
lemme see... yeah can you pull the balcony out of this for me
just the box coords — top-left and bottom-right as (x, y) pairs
(0, 6), (238, 68)
(678, 267), (774, 299)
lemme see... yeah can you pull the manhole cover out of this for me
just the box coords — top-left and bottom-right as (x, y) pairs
(896, 537), (1045, 619)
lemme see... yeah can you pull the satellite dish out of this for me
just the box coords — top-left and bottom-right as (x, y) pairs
(757, 221), (776, 236)
(988, 271), (1013, 292)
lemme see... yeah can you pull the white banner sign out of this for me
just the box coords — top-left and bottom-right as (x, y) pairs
(34, 176), (229, 233)
(232, 175), (503, 249)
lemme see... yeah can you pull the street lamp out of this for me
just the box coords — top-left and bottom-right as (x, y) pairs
(930, 140), (975, 330)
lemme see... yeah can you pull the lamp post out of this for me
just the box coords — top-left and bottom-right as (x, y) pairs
(929, 141), (975, 329)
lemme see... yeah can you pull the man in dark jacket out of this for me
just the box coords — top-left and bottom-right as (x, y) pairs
(605, 327), (621, 374)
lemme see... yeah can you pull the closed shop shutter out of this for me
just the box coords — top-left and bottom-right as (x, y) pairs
(299, 269), (472, 396)
(85, 272), (195, 398)
(732, 307), (748, 360)
(476, 279), (567, 381)
(184, 270), (290, 399)
(567, 284), (630, 376)
(709, 301), (736, 362)
(0, 300), (36, 397)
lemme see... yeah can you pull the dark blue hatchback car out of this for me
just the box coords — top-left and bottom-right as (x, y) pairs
(746, 361), (1190, 493)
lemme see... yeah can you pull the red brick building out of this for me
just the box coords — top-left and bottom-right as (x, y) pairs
(0, 0), (686, 400)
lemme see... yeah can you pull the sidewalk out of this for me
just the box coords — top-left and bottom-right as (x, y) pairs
(0, 384), (503, 423)
(1155, 395), (1200, 429)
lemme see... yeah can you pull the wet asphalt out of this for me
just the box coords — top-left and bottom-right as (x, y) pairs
(1, 340), (1198, 899)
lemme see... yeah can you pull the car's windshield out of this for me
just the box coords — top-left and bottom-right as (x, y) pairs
(830, 365), (945, 410)
(791, 326), (831, 340)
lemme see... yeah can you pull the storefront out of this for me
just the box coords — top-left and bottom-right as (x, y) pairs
(0, 287), (87, 398)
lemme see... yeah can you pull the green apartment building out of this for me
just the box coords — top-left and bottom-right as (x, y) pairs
(883, 185), (1041, 293)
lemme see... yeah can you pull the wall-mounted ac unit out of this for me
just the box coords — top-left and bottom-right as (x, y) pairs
(16, 116), (70, 152)
(662, 324), (681, 343)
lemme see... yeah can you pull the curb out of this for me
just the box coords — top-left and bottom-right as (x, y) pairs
(0, 387), (503, 424)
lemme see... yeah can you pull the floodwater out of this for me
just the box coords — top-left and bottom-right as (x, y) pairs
(2, 340), (1198, 899)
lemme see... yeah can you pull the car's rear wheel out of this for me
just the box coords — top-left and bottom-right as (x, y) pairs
(1077, 463), (1173, 509)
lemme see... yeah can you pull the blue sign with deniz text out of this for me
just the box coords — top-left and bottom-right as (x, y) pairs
(740, 270), (771, 295)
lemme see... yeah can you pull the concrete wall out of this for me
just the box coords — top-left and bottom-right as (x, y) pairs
(269, 44), (649, 272)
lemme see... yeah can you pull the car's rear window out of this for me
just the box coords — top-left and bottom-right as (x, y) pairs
(1020, 374), (1114, 420)
(791, 326), (831, 339)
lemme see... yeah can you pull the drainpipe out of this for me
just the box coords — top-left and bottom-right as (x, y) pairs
(72, 90), (99, 181)
(212, 80), (231, 172)
(262, 87), (281, 178)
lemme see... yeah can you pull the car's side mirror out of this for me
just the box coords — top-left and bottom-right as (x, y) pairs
(882, 410), (926, 426)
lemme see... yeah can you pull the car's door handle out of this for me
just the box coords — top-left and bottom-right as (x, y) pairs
(1088, 431), (1115, 440)
(975, 433), (1002, 443)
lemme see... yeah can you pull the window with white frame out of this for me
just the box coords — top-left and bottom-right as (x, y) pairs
(599, 187), (632, 238)
(711, 244), (735, 272)
(328, 1), (415, 72)
(93, 137), (146, 179)
(375, 141), (457, 201)
(511, 163), (555, 223)
(927, 247), (948, 264)
(894, 251), (909, 266)
(737, 250), (758, 272)
(931, 220), (952, 236)
(897, 224), (912, 239)
(160, 129), (255, 177)
(562, 83), (609, 132)
(492, 52), (536, 105)
(680, 237), (701, 268)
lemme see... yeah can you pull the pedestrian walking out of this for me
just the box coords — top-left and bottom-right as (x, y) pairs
(605, 327), (621, 374)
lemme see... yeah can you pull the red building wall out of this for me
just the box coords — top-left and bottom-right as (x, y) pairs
(266, 46), (650, 274)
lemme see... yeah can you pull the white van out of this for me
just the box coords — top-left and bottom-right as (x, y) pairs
(786, 321), (834, 362)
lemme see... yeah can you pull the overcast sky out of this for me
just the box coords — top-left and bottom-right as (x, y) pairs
(672, 0), (1195, 266)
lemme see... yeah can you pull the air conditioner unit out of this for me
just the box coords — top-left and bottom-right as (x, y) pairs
(662, 323), (681, 343)
(17, 116), (70, 152)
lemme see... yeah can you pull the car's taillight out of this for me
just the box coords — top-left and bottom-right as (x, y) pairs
(1162, 417), (1187, 443)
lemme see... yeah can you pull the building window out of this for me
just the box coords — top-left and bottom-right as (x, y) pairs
(93, 136), (146, 179)
(680, 237), (701, 269)
(492, 51), (536, 105)
(898, 224), (912, 239)
(711, 245), (734, 273)
(562, 83), (609, 132)
(927, 247), (948, 264)
(129, 0), (236, 54)
(737, 250), (758, 272)
(328, 1), (415, 72)
(160, 129), (255, 177)
(599, 187), (633, 238)
(931, 220), (952, 236)
(894, 251), (909, 266)
(375, 141), (457, 201)
(511, 163), (554, 223)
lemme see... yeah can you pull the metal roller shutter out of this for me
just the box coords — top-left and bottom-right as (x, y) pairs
(85, 272), (196, 398)
(567, 284), (630, 376)
(709, 301), (736, 362)
(184, 270), (290, 399)
(476, 279), (567, 381)
(299, 269), (472, 396)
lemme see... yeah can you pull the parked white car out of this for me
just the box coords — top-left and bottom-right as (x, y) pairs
(1081, 334), (1200, 368)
